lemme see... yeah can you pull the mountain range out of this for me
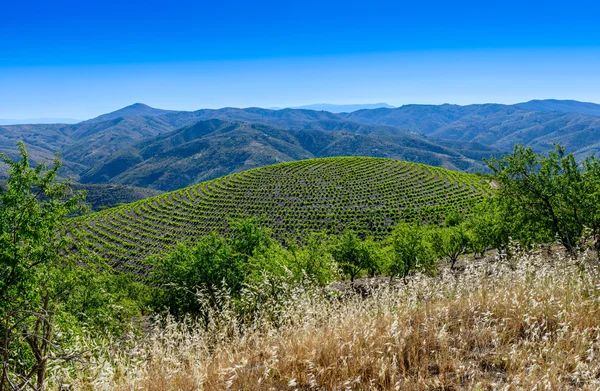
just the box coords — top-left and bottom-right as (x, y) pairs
(273, 103), (396, 112)
(1, 99), (600, 191)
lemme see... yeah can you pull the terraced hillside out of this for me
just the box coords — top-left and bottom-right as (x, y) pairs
(71, 157), (491, 273)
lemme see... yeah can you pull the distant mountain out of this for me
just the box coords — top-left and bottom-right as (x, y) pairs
(81, 119), (487, 191)
(5, 100), (600, 191)
(286, 103), (395, 113)
(515, 99), (600, 117)
(0, 118), (80, 125)
(86, 103), (177, 123)
(61, 116), (175, 167)
(342, 103), (600, 157)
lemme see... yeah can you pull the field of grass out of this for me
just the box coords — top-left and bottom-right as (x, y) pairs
(54, 248), (600, 390)
(70, 157), (490, 273)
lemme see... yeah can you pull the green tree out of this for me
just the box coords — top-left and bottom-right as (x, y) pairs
(387, 222), (434, 283)
(464, 199), (511, 257)
(0, 143), (85, 390)
(486, 144), (600, 254)
(150, 234), (234, 317)
(285, 231), (339, 285)
(430, 225), (470, 269)
(331, 230), (374, 282)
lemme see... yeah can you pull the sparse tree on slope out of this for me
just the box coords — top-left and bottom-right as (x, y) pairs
(430, 225), (470, 270)
(331, 230), (375, 282)
(387, 222), (434, 283)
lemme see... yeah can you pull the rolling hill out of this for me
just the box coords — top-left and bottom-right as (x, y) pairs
(71, 183), (162, 211)
(80, 119), (491, 190)
(342, 103), (600, 156)
(86, 103), (176, 123)
(287, 103), (395, 112)
(71, 157), (491, 273)
(515, 99), (600, 117)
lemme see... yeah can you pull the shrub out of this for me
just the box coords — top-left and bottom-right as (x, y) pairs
(387, 222), (435, 282)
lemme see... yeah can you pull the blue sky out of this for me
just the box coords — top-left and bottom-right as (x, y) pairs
(1, 0), (600, 119)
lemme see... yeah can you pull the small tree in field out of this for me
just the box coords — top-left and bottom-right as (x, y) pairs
(430, 225), (470, 270)
(387, 222), (434, 283)
(331, 230), (374, 282)
(0, 142), (85, 391)
(465, 199), (511, 257)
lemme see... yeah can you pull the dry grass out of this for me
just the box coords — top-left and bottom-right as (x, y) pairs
(55, 250), (600, 390)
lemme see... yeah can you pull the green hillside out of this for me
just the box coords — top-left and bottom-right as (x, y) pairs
(71, 157), (491, 273)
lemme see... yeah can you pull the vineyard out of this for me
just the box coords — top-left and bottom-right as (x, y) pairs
(71, 157), (491, 273)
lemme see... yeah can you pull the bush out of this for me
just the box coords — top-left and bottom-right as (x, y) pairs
(387, 222), (435, 282)
(429, 225), (470, 269)
(331, 230), (379, 282)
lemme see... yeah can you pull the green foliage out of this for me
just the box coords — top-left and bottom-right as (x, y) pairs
(149, 219), (341, 318)
(429, 225), (470, 269)
(149, 234), (241, 317)
(486, 144), (600, 253)
(387, 222), (435, 282)
(464, 198), (511, 256)
(281, 232), (339, 285)
(443, 210), (464, 227)
(0, 143), (146, 390)
(331, 230), (380, 282)
(0, 143), (85, 302)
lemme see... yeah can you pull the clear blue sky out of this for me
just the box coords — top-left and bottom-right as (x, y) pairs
(1, 0), (600, 119)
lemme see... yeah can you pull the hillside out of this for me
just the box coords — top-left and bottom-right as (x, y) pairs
(71, 157), (490, 273)
(5, 100), (600, 188)
(86, 103), (177, 123)
(80, 119), (490, 190)
(71, 183), (162, 211)
(342, 103), (600, 156)
(0, 180), (161, 211)
(516, 99), (600, 116)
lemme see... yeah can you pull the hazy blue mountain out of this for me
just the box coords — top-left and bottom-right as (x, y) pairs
(515, 99), (600, 117)
(342, 103), (600, 155)
(283, 103), (395, 113)
(86, 103), (177, 123)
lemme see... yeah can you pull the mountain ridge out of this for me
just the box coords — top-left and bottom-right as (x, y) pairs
(4, 99), (600, 189)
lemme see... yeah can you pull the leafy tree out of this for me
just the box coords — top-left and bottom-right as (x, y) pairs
(387, 222), (434, 283)
(229, 217), (272, 259)
(429, 225), (470, 269)
(362, 236), (384, 277)
(486, 144), (600, 254)
(0, 143), (86, 390)
(150, 234), (232, 317)
(331, 230), (375, 282)
(285, 231), (339, 285)
(0, 143), (146, 391)
(464, 199), (511, 257)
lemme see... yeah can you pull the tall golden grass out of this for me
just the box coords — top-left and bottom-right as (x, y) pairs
(55, 249), (600, 390)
